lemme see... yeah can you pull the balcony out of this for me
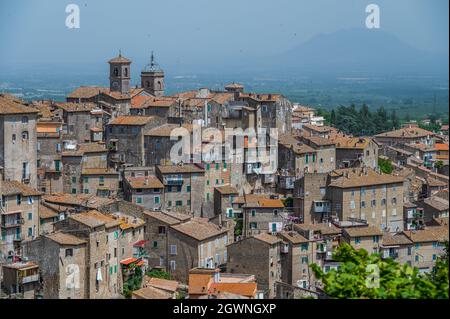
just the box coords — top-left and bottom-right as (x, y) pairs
(313, 201), (331, 213)
(22, 274), (39, 284)
(1, 218), (24, 229)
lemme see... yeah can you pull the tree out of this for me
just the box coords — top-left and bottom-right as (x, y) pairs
(378, 157), (393, 174)
(391, 110), (400, 130)
(330, 110), (336, 125)
(311, 243), (448, 299)
(435, 160), (444, 170)
(426, 241), (449, 299)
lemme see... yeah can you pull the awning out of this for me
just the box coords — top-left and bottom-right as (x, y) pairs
(133, 240), (148, 248)
(120, 257), (138, 266)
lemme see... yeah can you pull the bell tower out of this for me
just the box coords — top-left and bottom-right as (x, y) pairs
(108, 51), (132, 94)
(141, 52), (165, 97)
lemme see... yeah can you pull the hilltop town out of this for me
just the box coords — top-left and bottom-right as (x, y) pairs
(0, 53), (448, 299)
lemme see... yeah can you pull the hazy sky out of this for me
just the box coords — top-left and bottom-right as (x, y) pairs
(0, 0), (448, 71)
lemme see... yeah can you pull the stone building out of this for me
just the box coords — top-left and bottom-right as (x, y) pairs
(61, 143), (108, 195)
(227, 233), (281, 298)
(155, 164), (205, 215)
(123, 175), (164, 210)
(55, 102), (103, 143)
(38, 203), (63, 235)
(81, 168), (119, 197)
(212, 185), (239, 232)
(36, 120), (64, 193)
(0, 94), (39, 188)
(1, 261), (40, 298)
(241, 196), (285, 237)
(293, 173), (330, 224)
(143, 211), (228, 284)
(402, 226), (448, 273)
(22, 232), (88, 299)
(331, 136), (379, 169)
(278, 230), (315, 290)
(277, 134), (335, 195)
(380, 232), (414, 265)
(327, 167), (405, 232)
(143, 123), (193, 166)
(238, 92), (292, 135)
(131, 96), (178, 118)
(375, 127), (435, 146)
(0, 180), (41, 261)
(106, 115), (164, 167)
(301, 124), (341, 139)
(341, 226), (383, 254)
(141, 53), (165, 97)
(52, 210), (123, 298)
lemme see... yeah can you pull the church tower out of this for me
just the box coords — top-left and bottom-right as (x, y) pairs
(108, 52), (132, 94)
(141, 52), (165, 97)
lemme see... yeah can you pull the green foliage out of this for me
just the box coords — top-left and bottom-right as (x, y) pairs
(435, 160), (445, 170)
(176, 290), (187, 299)
(318, 104), (412, 136)
(282, 197), (293, 208)
(426, 241), (449, 299)
(378, 158), (394, 174)
(122, 266), (143, 299)
(234, 218), (243, 237)
(146, 269), (172, 280)
(311, 243), (448, 299)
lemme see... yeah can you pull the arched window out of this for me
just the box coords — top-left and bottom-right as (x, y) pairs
(12, 134), (16, 142)
(114, 68), (119, 76)
(124, 68), (128, 77)
(145, 81), (150, 88)
(157, 81), (162, 90)
(22, 131), (29, 140)
(22, 116), (28, 123)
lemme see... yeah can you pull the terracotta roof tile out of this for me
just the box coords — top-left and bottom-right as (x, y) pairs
(69, 210), (120, 229)
(108, 115), (155, 126)
(0, 94), (39, 115)
(328, 167), (404, 188)
(171, 217), (227, 241)
(1, 180), (42, 196)
(45, 232), (86, 246)
(343, 226), (383, 237)
(125, 176), (164, 189)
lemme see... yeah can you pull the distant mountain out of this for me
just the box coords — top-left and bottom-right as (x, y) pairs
(251, 28), (448, 76)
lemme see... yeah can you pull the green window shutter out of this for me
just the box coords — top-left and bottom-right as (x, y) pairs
(114, 265), (117, 273)
(215, 163), (219, 170)
(206, 164), (210, 170)
(155, 196), (160, 204)
(206, 193), (210, 201)
(305, 154), (309, 164)
(223, 163), (227, 169)
(109, 267), (113, 275)
(153, 241), (158, 248)
(186, 185), (191, 192)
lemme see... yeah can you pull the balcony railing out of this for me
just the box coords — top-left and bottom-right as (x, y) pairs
(1, 218), (24, 228)
(166, 178), (183, 185)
